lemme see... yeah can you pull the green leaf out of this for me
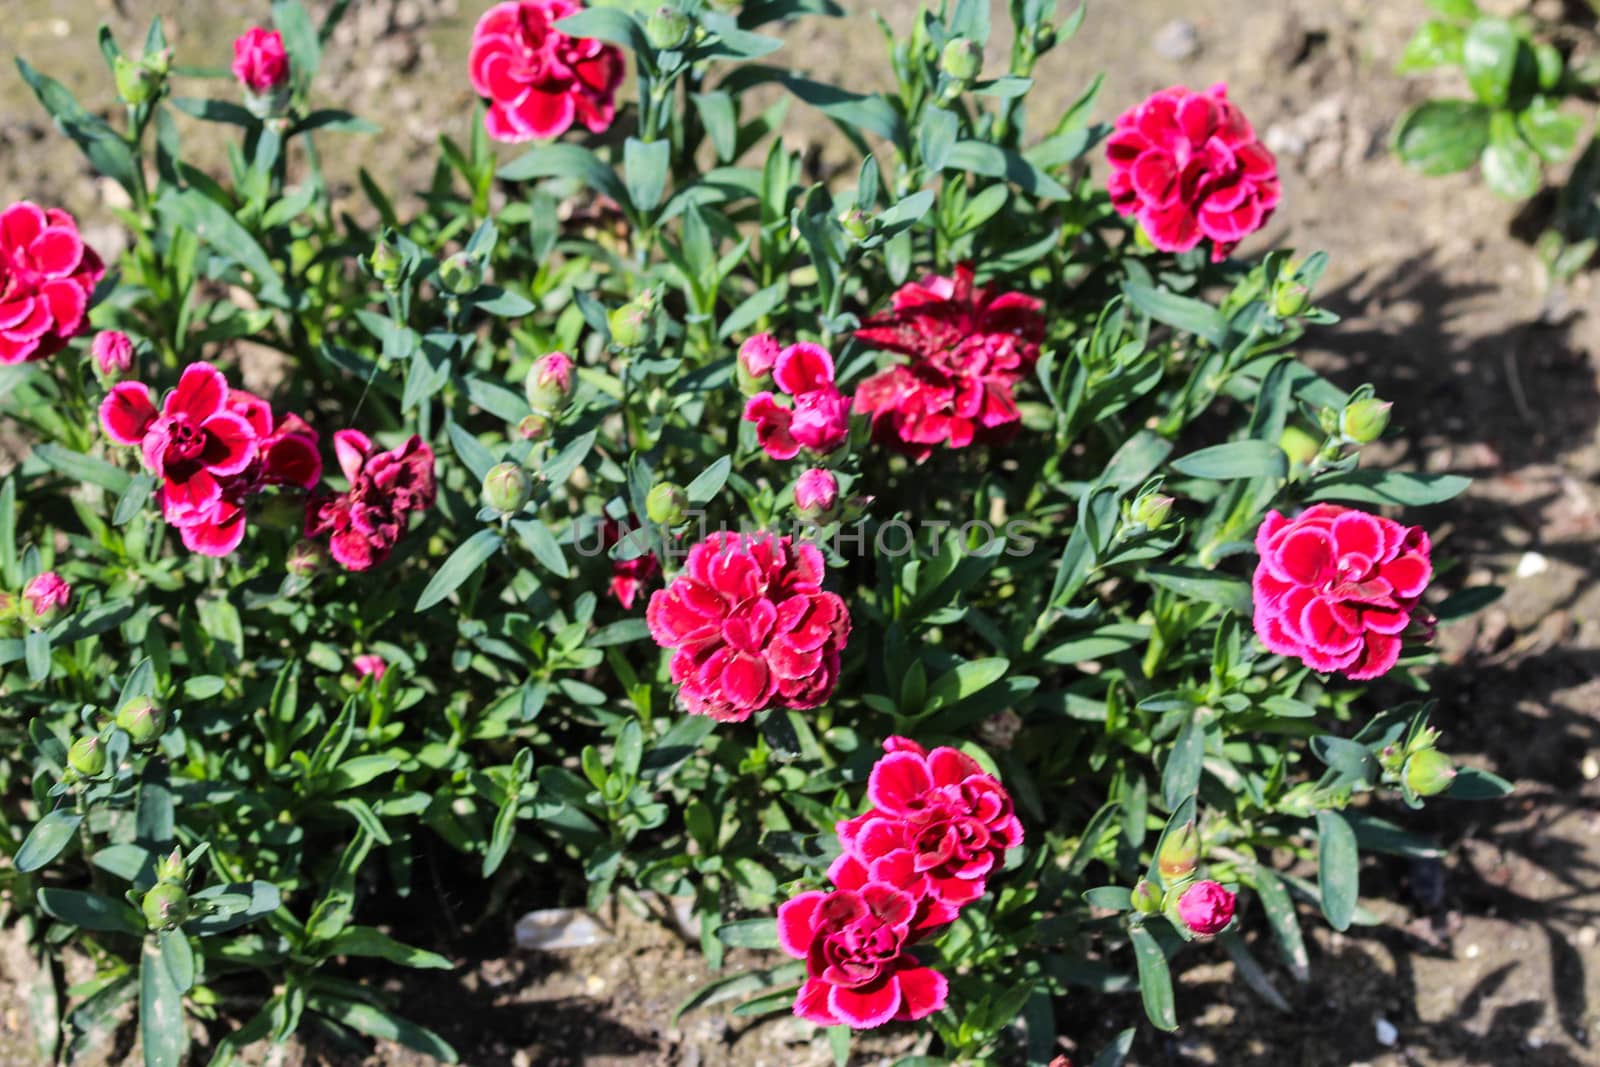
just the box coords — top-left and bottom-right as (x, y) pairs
(1517, 97), (1582, 164)
(498, 144), (630, 211)
(156, 188), (288, 306)
(113, 473), (156, 525)
(511, 519), (570, 578)
(1311, 735), (1381, 790)
(1170, 440), (1287, 481)
(686, 456), (732, 504)
(1434, 584), (1503, 622)
(25, 630), (50, 683)
(169, 97), (257, 127)
(624, 137), (671, 214)
(1090, 1029), (1137, 1067)
(1398, 21), (1465, 72)
(140, 937), (188, 1067)
(272, 0), (322, 87)
(1144, 567), (1252, 614)
(34, 443), (133, 494)
(1483, 110), (1541, 199)
(1306, 469), (1470, 506)
(926, 657), (1009, 710)
(1161, 714), (1205, 809)
(1447, 766), (1514, 799)
(553, 7), (647, 52)
(1393, 100), (1491, 176)
(693, 92), (739, 162)
(184, 881), (282, 936)
(1083, 886), (1133, 911)
(447, 422), (497, 484)
(715, 918), (780, 949)
(1123, 281), (1230, 346)
(326, 754), (399, 792)
(416, 529), (503, 611)
(159, 931), (195, 995)
(15, 59), (140, 196)
(37, 889), (143, 936)
(1250, 867), (1309, 982)
(1315, 810), (1359, 931)
(776, 74), (905, 145)
(292, 109), (378, 135)
(326, 927), (453, 970)
(1428, 0), (1480, 16)
(15, 809), (82, 872)
(1463, 17), (1519, 108)
(309, 996), (458, 1062)
(1129, 924), (1176, 1031)
(945, 141), (1070, 200)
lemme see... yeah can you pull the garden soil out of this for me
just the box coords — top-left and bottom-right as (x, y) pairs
(3, 0), (1600, 1064)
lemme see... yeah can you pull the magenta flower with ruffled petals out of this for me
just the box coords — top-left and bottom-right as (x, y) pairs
(1251, 504), (1433, 680)
(0, 201), (104, 365)
(646, 532), (850, 722)
(304, 430), (437, 572)
(777, 883), (949, 1030)
(468, 0), (625, 143)
(1177, 879), (1236, 937)
(742, 342), (851, 461)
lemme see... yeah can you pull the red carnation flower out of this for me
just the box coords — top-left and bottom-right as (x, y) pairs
(1251, 504), (1433, 681)
(0, 201), (104, 365)
(853, 264), (1043, 459)
(232, 27), (289, 95)
(742, 340), (852, 461)
(1176, 879), (1236, 937)
(645, 532), (850, 722)
(834, 736), (1025, 909)
(469, 0), (625, 143)
(1106, 83), (1280, 262)
(777, 884), (949, 1029)
(305, 430), (436, 572)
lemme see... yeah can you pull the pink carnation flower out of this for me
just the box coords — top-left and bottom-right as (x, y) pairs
(1106, 83), (1280, 262)
(21, 571), (71, 628)
(0, 202), (105, 365)
(468, 0), (626, 143)
(232, 28), (290, 95)
(777, 884), (949, 1029)
(833, 736), (1024, 909)
(853, 264), (1043, 459)
(645, 532), (850, 722)
(742, 342), (852, 461)
(1176, 879), (1236, 937)
(92, 330), (134, 377)
(305, 430), (437, 572)
(1252, 504), (1433, 681)
(352, 653), (387, 681)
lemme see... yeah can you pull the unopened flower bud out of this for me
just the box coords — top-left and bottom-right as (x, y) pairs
(608, 291), (657, 350)
(141, 882), (189, 931)
(736, 333), (779, 395)
(21, 571), (70, 630)
(1174, 879), (1235, 938)
(352, 653), (387, 682)
(525, 352), (576, 414)
(286, 540), (327, 578)
(1280, 424), (1320, 466)
(483, 462), (532, 514)
(68, 735), (106, 777)
(940, 38), (982, 84)
(114, 55), (164, 106)
(0, 590), (16, 623)
(115, 696), (165, 747)
(155, 846), (186, 884)
(1403, 748), (1457, 797)
(438, 252), (483, 295)
(646, 483), (689, 526)
(1131, 493), (1174, 531)
(1339, 398), (1392, 445)
(518, 413), (552, 441)
(794, 468), (839, 521)
(1131, 878), (1162, 915)
(837, 208), (870, 242)
(369, 238), (402, 285)
(1156, 820), (1200, 883)
(92, 330), (135, 379)
(646, 5), (692, 50)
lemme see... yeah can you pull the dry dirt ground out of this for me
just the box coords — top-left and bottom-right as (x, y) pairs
(4, 0), (1600, 1064)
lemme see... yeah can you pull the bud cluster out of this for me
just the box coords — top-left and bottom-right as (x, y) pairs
(1380, 722), (1457, 801)
(142, 847), (191, 931)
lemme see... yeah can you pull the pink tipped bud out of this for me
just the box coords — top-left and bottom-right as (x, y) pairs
(92, 331), (135, 378)
(736, 334), (780, 394)
(526, 352), (576, 413)
(1156, 819), (1199, 882)
(794, 468), (839, 520)
(232, 27), (290, 95)
(21, 572), (71, 630)
(353, 654), (387, 682)
(1175, 879), (1235, 937)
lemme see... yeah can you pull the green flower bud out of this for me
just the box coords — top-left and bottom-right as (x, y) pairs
(645, 483), (689, 526)
(525, 352), (576, 414)
(645, 6), (692, 50)
(517, 413), (552, 442)
(1273, 278), (1311, 318)
(838, 208), (871, 242)
(68, 735), (107, 777)
(1279, 424), (1320, 466)
(286, 540), (327, 578)
(114, 55), (164, 106)
(1131, 493), (1174, 531)
(1339, 398), (1392, 445)
(369, 238), (403, 285)
(608, 291), (658, 350)
(940, 38), (982, 84)
(1156, 820), (1200, 883)
(1131, 878), (1162, 915)
(438, 251), (483, 296)
(115, 696), (166, 747)
(141, 883), (190, 931)
(155, 846), (186, 885)
(0, 590), (17, 624)
(483, 462), (532, 514)
(1403, 748), (1457, 798)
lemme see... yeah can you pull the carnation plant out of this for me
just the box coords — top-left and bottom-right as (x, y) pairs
(1, 1), (1510, 1065)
